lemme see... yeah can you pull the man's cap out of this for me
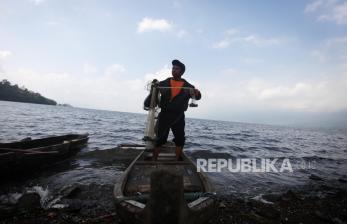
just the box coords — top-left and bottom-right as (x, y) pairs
(172, 59), (185, 74)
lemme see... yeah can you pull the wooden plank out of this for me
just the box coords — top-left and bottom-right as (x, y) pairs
(157, 158), (176, 161)
(188, 197), (209, 208)
(118, 144), (145, 147)
(157, 153), (176, 157)
(0, 148), (59, 154)
(0, 152), (16, 157)
(0, 134), (88, 148)
(135, 161), (191, 165)
(126, 200), (145, 209)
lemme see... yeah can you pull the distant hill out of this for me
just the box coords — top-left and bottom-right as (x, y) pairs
(0, 79), (57, 105)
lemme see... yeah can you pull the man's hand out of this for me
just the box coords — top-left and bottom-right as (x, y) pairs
(194, 89), (201, 96)
(189, 88), (201, 98)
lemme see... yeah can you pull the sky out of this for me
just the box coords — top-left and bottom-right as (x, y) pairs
(1, 0), (347, 127)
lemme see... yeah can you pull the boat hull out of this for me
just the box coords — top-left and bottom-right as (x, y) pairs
(0, 134), (89, 176)
(113, 145), (216, 224)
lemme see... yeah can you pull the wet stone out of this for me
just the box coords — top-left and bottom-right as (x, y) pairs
(0, 204), (17, 218)
(262, 193), (281, 203)
(65, 187), (82, 199)
(250, 201), (280, 220)
(47, 211), (57, 219)
(66, 200), (82, 213)
(16, 192), (41, 210)
(219, 202), (226, 208)
(280, 190), (299, 202)
(332, 217), (345, 224)
(314, 210), (331, 222)
(60, 185), (82, 199)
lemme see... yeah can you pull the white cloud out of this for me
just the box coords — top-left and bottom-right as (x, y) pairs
(137, 17), (172, 33)
(29, 0), (46, 5)
(305, 0), (347, 25)
(176, 29), (187, 38)
(326, 36), (347, 61)
(254, 77), (347, 112)
(196, 29), (204, 34)
(197, 73), (347, 117)
(212, 39), (230, 49)
(4, 64), (146, 112)
(311, 50), (327, 62)
(212, 28), (237, 49)
(212, 30), (283, 49)
(144, 65), (171, 82)
(0, 51), (12, 59)
(105, 64), (126, 77)
(332, 2), (347, 24)
(326, 36), (347, 45)
(173, 1), (182, 8)
(311, 36), (347, 63)
(258, 82), (313, 100)
(1, 63), (173, 113)
(136, 17), (188, 39)
(3, 62), (347, 125)
(243, 35), (281, 47)
(225, 28), (239, 36)
(242, 58), (264, 64)
(305, 0), (325, 13)
(45, 21), (60, 26)
(83, 63), (98, 74)
(221, 68), (238, 76)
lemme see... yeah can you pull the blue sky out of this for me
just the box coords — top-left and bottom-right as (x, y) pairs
(1, 0), (347, 127)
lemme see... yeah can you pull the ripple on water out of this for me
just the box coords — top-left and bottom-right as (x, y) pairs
(0, 100), (347, 198)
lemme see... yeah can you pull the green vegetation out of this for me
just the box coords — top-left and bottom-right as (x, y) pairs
(0, 79), (57, 105)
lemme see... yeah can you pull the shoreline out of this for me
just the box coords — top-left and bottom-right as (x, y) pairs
(1, 182), (346, 224)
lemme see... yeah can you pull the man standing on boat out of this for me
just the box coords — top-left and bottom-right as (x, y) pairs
(153, 59), (201, 161)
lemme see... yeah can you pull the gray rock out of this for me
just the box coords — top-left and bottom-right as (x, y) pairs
(60, 185), (82, 199)
(332, 217), (346, 224)
(17, 192), (41, 210)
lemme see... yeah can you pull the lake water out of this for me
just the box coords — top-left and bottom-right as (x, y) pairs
(1, 100), (347, 208)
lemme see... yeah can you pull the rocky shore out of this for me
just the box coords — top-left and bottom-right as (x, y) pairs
(1, 181), (346, 224)
(211, 184), (347, 224)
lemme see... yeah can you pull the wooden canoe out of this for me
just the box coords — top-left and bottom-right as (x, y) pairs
(0, 134), (89, 176)
(113, 144), (216, 224)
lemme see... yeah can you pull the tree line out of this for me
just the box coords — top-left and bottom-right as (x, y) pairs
(0, 79), (57, 105)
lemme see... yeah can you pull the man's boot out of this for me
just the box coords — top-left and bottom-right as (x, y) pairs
(152, 147), (160, 161)
(175, 146), (183, 161)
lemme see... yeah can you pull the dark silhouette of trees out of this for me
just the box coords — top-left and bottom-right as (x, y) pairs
(0, 79), (57, 105)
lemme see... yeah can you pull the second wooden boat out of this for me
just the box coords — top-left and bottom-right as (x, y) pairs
(0, 133), (89, 176)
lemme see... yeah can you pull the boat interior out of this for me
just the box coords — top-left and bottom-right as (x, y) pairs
(123, 146), (206, 203)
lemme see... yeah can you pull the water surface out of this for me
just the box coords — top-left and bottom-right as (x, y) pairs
(1, 100), (346, 208)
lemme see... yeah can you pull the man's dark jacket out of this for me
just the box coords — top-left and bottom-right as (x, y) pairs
(159, 78), (201, 113)
(144, 78), (201, 113)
